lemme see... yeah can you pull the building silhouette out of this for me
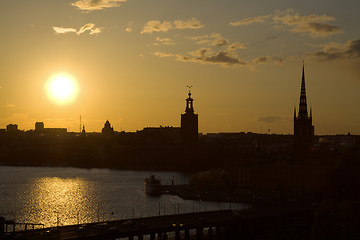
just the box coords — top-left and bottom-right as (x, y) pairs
(181, 89), (198, 146)
(35, 122), (45, 133)
(102, 120), (114, 135)
(6, 124), (18, 134)
(34, 122), (67, 135)
(137, 126), (180, 144)
(294, 63), (314, 151)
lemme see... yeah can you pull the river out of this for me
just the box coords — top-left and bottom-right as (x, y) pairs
(0, 166), (246, 228)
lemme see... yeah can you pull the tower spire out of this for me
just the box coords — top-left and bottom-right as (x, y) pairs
(298, 61), (308, 119)
(185, 85), (194, 114)
(293, 62), (314, 152)
(181, 86), (198, 147)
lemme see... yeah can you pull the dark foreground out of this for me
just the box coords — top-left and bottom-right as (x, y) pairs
(2, 206), (320, 240)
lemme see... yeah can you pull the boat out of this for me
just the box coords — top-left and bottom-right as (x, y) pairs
(144, 175), (162, 195)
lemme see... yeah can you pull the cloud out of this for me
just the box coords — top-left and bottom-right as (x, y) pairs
(154, 37), (174, 46)
(141, 18), (204, 34)
(153, 52), (174, 57)
(196, 39), (211, 45)
(153, 32), (248, 68)
(187, 33), (231, 47)
(273, 10), (342, 38)
(254, 56), (283, 64)
(53, 23), (103, 35)
(308, 22), (341, 33)
(141, 20), (173, 34)
(72, 0), (126, 11)
(308, 39), (360, 61)
(230, 9), (342, 38)
(77, 23), (102, 35)
(176, 48), (249, 67)
(213, 39), (229, 47)
(78, 23), (95, 34)
(173, 18), (204, 29)
(210, 33), (229, 47)
(188, 35), (212, 45)
(258, 116), (283, 123)
(90, 27), (102, 35)
(186, 35), (209, 41)
(53, 27), (77, 34)
(230, 15), (271, 26)
(227, 42), (247, 51)
(171, 50), (280, 69)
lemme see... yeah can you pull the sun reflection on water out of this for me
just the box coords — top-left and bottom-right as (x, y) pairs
(21, 177), (98, 227)
(1, 168), (246, 230)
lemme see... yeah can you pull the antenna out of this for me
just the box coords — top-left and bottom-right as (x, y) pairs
(80, 115), (82, 133)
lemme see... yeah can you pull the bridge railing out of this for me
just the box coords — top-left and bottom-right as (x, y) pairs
(1, 217), (44, 233)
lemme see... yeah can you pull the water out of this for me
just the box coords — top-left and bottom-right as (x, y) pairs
(0, 166), (246, 228)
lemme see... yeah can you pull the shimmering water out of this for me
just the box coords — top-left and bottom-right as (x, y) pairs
(0, 166), (246, 228)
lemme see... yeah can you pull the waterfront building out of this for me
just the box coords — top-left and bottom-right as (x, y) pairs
(181, 89), (198, 146)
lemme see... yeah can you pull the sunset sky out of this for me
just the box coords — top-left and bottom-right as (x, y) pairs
(0, 0), (359, 134)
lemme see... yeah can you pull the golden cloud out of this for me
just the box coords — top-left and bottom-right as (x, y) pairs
(72, 0), (126, 11)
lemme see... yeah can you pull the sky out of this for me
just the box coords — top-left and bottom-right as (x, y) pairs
(0, 0), (359, 134)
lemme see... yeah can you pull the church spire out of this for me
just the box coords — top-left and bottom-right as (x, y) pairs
(298, 61), (308, 119)
(293, 62), (314, 152)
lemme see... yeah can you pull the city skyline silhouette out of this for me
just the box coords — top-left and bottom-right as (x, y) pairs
(0, 63), (351, 139)
(2, 2), (360, 238)
(0, 1), (360, 135)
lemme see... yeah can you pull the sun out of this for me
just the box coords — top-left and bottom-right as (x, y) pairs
(46, 72), (79, 105)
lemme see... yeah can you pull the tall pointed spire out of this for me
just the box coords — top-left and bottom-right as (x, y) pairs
(298, 61), (308, 119)
(294, 62), (314, 153)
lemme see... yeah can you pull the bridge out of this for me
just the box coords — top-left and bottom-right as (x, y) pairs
(2, 206), (314, 240)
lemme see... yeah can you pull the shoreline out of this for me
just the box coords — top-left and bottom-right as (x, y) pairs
(0, 163), (200, 174)
(158, 184), (319, 207)
(159, 184), (254, 204)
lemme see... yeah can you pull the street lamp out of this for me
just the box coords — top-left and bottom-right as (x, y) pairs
(54, 211), (59, 227)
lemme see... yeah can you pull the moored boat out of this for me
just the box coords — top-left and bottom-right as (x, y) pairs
(144, 175), (161, 195)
